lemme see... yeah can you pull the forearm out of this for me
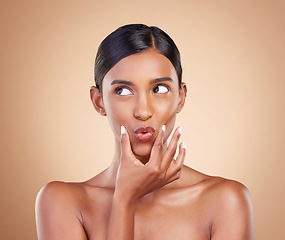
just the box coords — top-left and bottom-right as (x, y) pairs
(106, 191), (137, 240)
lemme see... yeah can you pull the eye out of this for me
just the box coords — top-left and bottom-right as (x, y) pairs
(153, 85), (169, 94)
(115, 87), (133, 96)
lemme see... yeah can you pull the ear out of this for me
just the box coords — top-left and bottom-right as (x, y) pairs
(90, 86), (107, 116)
(177, 82), (187, 113)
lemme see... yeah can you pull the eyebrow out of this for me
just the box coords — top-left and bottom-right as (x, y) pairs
(110, 80), (134, 86)
(151, 77), (173, 84)
(110, 77), (173, 86)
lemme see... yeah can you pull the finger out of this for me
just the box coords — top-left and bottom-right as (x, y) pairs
(148, 125), (165, 167)
(161, 126), (183, 172)
(167, 169), (181, 183)
(166, 142), (186, 182)
(120, 125), (133, 162)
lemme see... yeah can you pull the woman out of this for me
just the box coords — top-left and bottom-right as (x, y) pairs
(35, 24), (254, 240)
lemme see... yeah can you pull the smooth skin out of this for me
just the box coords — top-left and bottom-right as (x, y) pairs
(35, 49), (254, 240)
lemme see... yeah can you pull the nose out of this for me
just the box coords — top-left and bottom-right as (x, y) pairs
(134, 93), (153, 121)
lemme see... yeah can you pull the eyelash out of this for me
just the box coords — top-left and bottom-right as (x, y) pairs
(152, 84), (170, 94)
(114, 86), (133, 95)
(114, 84), (170, 96)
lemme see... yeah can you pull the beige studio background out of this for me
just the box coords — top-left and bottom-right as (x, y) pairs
(1, 0), (284, 239)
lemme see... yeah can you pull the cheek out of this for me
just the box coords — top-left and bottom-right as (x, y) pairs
(104, 98), (133, 135)
(155, 95), (179, 117)
(108, 101), (133, 121)
(104, 93), (131, 119)
(154, 96), (179, 136)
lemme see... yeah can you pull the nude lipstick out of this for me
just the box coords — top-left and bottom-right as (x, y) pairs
(134, 127), (155, 142)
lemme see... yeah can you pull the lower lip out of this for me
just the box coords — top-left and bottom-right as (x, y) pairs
(135, 132), (154, 142)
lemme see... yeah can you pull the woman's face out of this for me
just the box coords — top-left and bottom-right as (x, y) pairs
(96, 49), (185, 161)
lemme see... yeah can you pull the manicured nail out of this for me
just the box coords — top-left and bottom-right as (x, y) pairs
(162, 125), (166, 132)
(178, 126), (183, 134)
(182, 142), (186, 149)
(121, 126), (126, 135)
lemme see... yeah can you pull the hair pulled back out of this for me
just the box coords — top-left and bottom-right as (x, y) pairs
(94, 24), (182, 91)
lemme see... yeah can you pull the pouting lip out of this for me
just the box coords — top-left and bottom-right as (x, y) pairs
(134, 126), (155, 142)
(134, 126), (155, 134)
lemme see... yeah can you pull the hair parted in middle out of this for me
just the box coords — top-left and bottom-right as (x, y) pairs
(94, 24), (182, 92)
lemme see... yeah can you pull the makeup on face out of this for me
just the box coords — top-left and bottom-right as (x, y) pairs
(134, 126), (155, 142)
(101, 50), (181, 157)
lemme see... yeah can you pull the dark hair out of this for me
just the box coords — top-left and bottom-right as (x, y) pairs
(94, 24), (182, 91)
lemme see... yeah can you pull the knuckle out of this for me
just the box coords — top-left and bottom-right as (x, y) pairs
(155, 142), (163, 150)
(166, 150), (176, 161)
(157, 172), (166, 181)
(170, 148), (177, 156)
(149, 166), (160, 175)
(167, 143), (177, 153)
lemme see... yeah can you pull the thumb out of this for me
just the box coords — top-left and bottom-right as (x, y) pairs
(120, 126), (132, 162)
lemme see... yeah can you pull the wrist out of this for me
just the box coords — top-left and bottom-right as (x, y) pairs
(113, 189), (138, 210)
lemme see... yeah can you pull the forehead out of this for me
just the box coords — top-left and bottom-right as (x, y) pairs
(102, 49), (178, 86)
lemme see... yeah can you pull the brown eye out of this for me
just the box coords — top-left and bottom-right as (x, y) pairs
(153, 85), (169, 94)
(115, 87), (133, 96)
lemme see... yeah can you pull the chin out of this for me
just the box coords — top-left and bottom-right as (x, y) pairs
(131, 142), (153, 164)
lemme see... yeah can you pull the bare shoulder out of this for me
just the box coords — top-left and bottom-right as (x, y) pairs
(202, 176), (254, 239)
(179, 167), (254, 239)
(36, 181), (85, 210)
(35, 181), (88, 239)
(181, 167), (252, 205)
(205, 176), (251, 204)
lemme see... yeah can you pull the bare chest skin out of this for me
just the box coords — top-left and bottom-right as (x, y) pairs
(78, 173), (213, 240)
(36, 165), (252, 240)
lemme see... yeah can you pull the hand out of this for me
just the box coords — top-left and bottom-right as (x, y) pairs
(115, 125), (186, 203)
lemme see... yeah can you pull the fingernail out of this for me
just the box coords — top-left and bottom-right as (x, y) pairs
(121, 126), (126, 135)
(182, 142), (186, 149)
(178, 126), (183, 134)
(162, 125), (166, 132)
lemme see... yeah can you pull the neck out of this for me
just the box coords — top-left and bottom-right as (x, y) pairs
(104, 138), (121, 188)
(104, 136), (148, 188)
(87, 131), (186, 191)
(104, 136), (168, 188)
